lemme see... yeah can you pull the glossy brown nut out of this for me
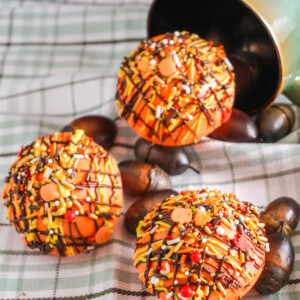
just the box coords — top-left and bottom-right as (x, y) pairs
(124, 189), (177, 235)
(256, 104), (296, 142)
(118, 160), (172, 196)
(265, 197), (300, 231)
(260, 211), (293, 236)
(255, 232), (295, 294)
(61, 115), (117, 149)
(209, 108), (258, 142)
(134, 138), (194, 175)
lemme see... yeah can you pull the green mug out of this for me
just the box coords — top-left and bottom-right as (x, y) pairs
(147, 0), (300, 113)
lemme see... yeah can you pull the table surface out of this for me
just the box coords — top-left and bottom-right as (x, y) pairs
(0, 0), (299, 299)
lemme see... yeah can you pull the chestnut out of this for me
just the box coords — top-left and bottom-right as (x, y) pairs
(256, 104), (295, 142)
(118, 160), (172, 196)
(134, 138), (199, 175)
(254, 232), (295, 294)
(124, 189), (177, 235)
(260, 196), (300, 236)
(61, 115), (117, 149)
(209, 109), (258, 142)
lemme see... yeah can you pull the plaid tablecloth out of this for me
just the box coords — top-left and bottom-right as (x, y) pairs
(0, 0), (299, 299)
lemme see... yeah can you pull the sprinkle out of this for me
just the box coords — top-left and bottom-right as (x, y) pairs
(200, 193), (208, 198)
(156, 105), (164, 119)
(169, 40), (175, 45)
(150, 225), (159, 235)
(150, 59), (157, 66)
(198, 206), (206, 212)
(234, 220), (239, 225)
(216, 226), (225, 236)
(224, 57), (233, 70)
(68, 169), (73, 174)
(75, 210), (80, 216)
(49, 230), (54, 235)
(151, 276), (159, 285)
(146, 248), (153, 255)
(174, 280), (178, 285)
(182, 85), (191, 94)
(235, 271), (240, 277)
(86, 196), (91, 202)
(34, 143), (40, 147)
(188, 115), (194, 120)
(166, 291), (174, 299)
(74, 154), (84, 159)
(30, 157), (40, 163)
(161, 245), (167, 250)
(266, 243), (270, 252)
(48, 159), (53, 164)
(162, 39), (168, 45)
(202, 238), (208, 244)
(178, 38), (183, 43)
(185, 271), (189, 276)
(160, 262), (171, 275)
(174, 31), (180, 36)
(167, 238), (181, 245)
(55, 200), (60, 206)
(225, 196), (229, 201)
(17, 175), (21, 180)
(159, 214), (163, 219)
(85, 155), (89, 158)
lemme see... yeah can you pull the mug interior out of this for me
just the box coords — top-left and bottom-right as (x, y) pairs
(147, 0), (281, 115)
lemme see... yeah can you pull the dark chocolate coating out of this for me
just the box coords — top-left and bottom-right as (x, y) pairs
(265, 197), (300, 231)
(134, 138), (191, 175)
(124, 189), (177, 235)
(255, 232), (295, 294)
(256, 105), (295, 142)
(118, 160), (172, 196)
(61, 115), (117, 149)
(209, 108), (258, 142)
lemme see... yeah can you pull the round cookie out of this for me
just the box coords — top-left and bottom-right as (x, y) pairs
(116, 31), (235, 146)
(1, 130), (123, 256)
(134, 188), (267, 299)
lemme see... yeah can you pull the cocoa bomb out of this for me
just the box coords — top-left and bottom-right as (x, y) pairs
(116, 31), (235, 146)
(134, 188), (268, 300)
(1, 130), (123, 256)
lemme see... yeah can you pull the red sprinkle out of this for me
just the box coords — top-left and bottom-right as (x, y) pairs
(65, 211), (76, 222)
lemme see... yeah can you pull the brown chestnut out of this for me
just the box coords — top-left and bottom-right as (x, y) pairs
(254, 232), (295, 294)
(124, 189), (177, 235)
(134, 138), (199, 175)
(61, 115), (117, 149)
(118, 160), (172, 196)
(256, 104), (295, 142)
(260, 197), (300, 236)
(209, 108), (258, 142)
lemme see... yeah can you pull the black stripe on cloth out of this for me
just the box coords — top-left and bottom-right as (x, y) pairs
(0, 38), (141, 47)
(0, 288), (151, 300)
(173, 166), (300, 187)
(0, 152), (18, 157)
(52, 257), (62, 298)
(0, 8), (15, 84)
